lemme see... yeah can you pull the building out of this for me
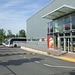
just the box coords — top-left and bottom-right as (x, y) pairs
(26, 0), (75, 53)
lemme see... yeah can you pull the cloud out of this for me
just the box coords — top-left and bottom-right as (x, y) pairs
(24, 3), (40, 10)
(0, 0), (52, 34)
(1, 0), (22, 8)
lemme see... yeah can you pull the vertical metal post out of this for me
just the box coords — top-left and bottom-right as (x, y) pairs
(71, 32), (73, 52)
(64, 38), (66, 52)
(53, 33), (54, 50)
(68, 38), (69, 52)
(58, 34), (61, 56)
(70, 15), (73, 52)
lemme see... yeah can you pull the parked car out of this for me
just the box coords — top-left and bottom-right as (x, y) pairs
(0, 43), (3, 45)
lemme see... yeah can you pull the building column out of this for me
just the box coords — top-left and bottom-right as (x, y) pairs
(71, 31), (73, 52)
(64, 38), (66, 52)
(58, 34), (62, 55)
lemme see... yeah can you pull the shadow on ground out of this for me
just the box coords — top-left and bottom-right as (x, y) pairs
(69, 70), (75, 75)
(0, 57), (44, 66)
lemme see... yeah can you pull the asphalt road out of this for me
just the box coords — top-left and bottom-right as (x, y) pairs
(0, 46), (75, 75)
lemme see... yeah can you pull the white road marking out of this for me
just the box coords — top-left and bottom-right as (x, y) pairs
(44, 64), (75, 69)
(20, 55), (22, 56)
(11, 50), (17, 54)
(35, 61), (40, 63)
(11, 50), (14, 52)
(14, 52), (17, 54)
(24, 56), (26, 58)
(44, 64), (51, 67)
(11, 50), (13, 51)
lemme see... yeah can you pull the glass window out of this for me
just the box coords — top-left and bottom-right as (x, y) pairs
(60, 38), (64, 51)
(65, 33), (70, 36)
(50, 21), (53, 33)
(72, 38), (75, 52)
(54, 34), (58, 50)
(71, 13), (75, 29)
(64, 15), (70, 30)
(72, 32), (75, 36)
(49, 35), (54, 49)
(47, 23), (49, 34)
(59, 33), (63, 36)
(54, 20), (59, 32)
(58, 18), (63, 32)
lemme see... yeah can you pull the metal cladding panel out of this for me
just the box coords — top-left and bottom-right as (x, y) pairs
(43, 5), (75, 20)
(27, 17), (49, 39)
(27, 0), (75, 39)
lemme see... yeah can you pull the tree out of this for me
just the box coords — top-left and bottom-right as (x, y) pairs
(19, 29), (26, 38)
(15, 34), (19, 37)
(7, 30), (15, 38)
(0, 29), (6, 43)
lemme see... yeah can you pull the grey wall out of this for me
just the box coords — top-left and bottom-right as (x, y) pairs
(22, 41), (47, 49)
(27, 0), (75, 39)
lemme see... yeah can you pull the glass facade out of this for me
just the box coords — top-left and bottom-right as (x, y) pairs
(50, 21), (53, 33)
(60, 38), (64, 51)
(54, 20), (59, 32)
(72, 13), (75, 29)
(72, 38), (75, 52)
(64, 15), (70, 30)
(58, 18), (63, 32)
(48, 12), (75, 53)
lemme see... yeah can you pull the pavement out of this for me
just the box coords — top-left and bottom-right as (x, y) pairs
(21, 45), (75, 63)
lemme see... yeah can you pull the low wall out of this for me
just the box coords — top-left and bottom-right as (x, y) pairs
(21, 41), (47, 49)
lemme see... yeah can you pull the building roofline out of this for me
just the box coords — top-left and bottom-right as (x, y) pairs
(26, 0), (55, 21)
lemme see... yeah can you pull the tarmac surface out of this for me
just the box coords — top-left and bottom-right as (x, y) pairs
(21, 45), (75, 62)
(0, 46), (75, 75)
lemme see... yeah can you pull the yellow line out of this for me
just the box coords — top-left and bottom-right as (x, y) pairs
(60, 57), (75, 62)
(2, 54), (6, 55)
(20, 53), (24, 55)
(9, 54), (12, 55)
(32, 53), (36, 54)
(27, 53), (30, 54)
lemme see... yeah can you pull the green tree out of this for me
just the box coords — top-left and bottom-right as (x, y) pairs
(15, 34), (19, 37)
(7, 30), (15, 38)
(0, 29), (6, 43)
(19, 29), (26, 38)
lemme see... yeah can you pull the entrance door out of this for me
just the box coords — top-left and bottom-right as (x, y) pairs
(65, 38), (71, 52)
(72, 38), (75, 53)
(54, 34), (58, 50)
(56, 34), (58, 49)
(60, 38), (64, 51)
(60, 37), (71, 52)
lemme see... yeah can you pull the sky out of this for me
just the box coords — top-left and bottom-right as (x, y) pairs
(0, 0), (53, 35)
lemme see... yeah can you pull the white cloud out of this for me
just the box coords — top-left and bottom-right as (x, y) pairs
(1, 0), (22, 8)
(0, 0), (52, 34)
(23, 3), (40, 9)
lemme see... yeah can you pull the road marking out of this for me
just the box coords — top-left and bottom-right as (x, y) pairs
(14, 52), (17, 54)
(9, 54), (12, 55)
(20, 53), (24, 55)
(20, 55), (22, 56)
(44, 64), (51, 67)
(0, 52), (36, 56)
(24, 56), (26, 58)
(27, 53), (30, 54)
(44, 64), (75, 69)
(2, 54), (6, 55)
(35, 61), (40, 63)
(32, 53), (36, 54)
(60, 57), (75, 62)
